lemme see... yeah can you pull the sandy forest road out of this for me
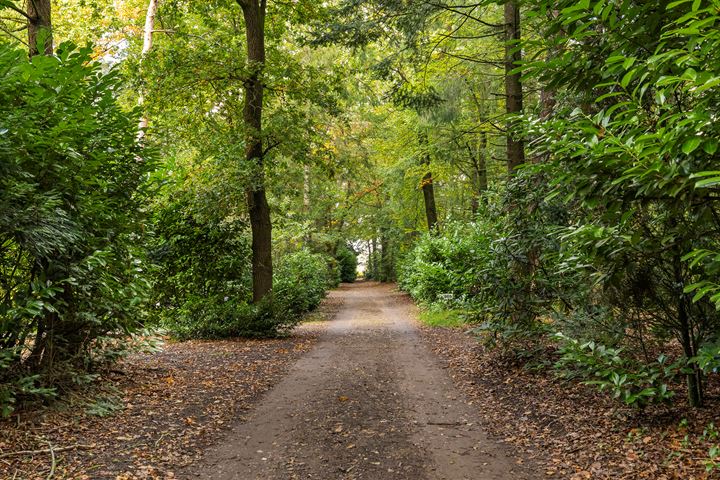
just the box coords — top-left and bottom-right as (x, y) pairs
(184, 282), (536, 480)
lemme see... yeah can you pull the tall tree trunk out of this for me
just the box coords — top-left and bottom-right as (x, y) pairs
(238, 0), (272, 303)
(27, 0), (52, 57)
(25, 0), (55, 369)
(504, 1), (525, 172)
(303, 164), (311, 213)
(380, 233), (391, 282)
(138, 0), (160, 139)
(477, 132), (488, 192)
(302, 164), (311, 243)
(470, 133), (488, 215)
(418, 131), (439, 232)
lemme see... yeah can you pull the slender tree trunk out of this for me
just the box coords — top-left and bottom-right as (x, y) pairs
(238, 0), (272, 303)
(478, 132), (488, 193)
(25, 0), (55, 369)
(137, 0), (160, 139)
(674, 253), (704, 407)
(504, 1), (525, 172)
(418, 131), (439, 232)
(470, 133), (489, 215)
(303, 164), (311, 212)
(302, 165), (311, 243)
(380, 233), (391, 282)
(27, 0), (52, 57)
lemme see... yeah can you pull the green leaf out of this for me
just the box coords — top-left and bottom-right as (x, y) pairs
(682, 137), (702, 154)
(703, 140), (719, 155)
(695, 177), (720, 188)
(666, 0), (693, 10)
(620, 69), (636, 88)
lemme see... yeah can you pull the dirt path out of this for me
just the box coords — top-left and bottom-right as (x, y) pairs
(183, 282), (535, 480)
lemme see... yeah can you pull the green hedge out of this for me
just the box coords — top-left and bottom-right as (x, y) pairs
(335, 245), (358, 283)
(163, 250), (337, 339)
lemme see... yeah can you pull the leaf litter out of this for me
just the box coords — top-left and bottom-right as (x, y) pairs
(0, 298), (341, 480)
(417, 324), (720, 480)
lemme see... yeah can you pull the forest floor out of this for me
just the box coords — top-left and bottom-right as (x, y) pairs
(420, 325), (720, 480)
(0, 303), (335, 479)
(1, 282), (719, 479)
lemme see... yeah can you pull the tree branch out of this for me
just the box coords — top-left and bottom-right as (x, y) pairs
(3, 2), (32, 21)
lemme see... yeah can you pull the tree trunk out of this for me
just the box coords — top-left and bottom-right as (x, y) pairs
(470, 133), (489, 215)
(138, 0), (160, 139)
(380, 233), (391, 282)
(674, 253), (704, 407)
(418, 131), (439, 232)
(504, 1), (525, 172)
(238, 0), (272, 303)
(27, 0), (52, 57)
(25, 0), (56, 370)
(303, 164), (311, 213)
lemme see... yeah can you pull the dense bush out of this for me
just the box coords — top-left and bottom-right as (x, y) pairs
(0, 43), (153, 415)
(398, 221), (492, 304)
(154, 240), (337, 339)
(276, 250), (338, 312)
(150, 194), (253, 319)
(399, 167), (719, 407)
(335, 245), (358, 283)
(554, 334), (676, 409)
(520, 0), (720, 407)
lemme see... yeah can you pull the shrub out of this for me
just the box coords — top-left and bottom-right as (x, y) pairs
(398, 221), (492, 305)
(159, 249), (334, 339)
(0, 43), (153, 415)
(554, 333), (676, 408)
(275, 250), (336, 314)
(149, 194), (252, 317)
(335, 245), (358, 283)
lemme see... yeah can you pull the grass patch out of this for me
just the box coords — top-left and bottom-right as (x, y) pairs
(418, 307), (466, 328)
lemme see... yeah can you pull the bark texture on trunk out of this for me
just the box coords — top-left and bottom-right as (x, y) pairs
(238, 0), (272, 303)
(504, 1), (525, 172)
(27, 0), (52, 57)
(469, 133), (488, 215)
(138, 0), (159, 137)
(418, 131), (439, 233)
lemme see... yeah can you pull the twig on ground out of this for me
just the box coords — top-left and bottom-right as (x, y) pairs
(0, 444), (94, 459)
(46, 441), (56, 480)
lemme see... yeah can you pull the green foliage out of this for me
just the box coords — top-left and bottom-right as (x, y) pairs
(275, 250), (337, 315)
(164, 250), (336, 340)
(692, 342), (720, 374)
(149, 193), (252, 322)
(398, 221), (492, 304)
(335, 245), (358, 283)
(85, 394), (124, 417)
(0, 41), (153, 415)
(520, 0), (720, 407)
(554, 334), (676, 408)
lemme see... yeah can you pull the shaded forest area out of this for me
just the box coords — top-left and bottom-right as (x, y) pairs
(2, 0), (720, 478)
